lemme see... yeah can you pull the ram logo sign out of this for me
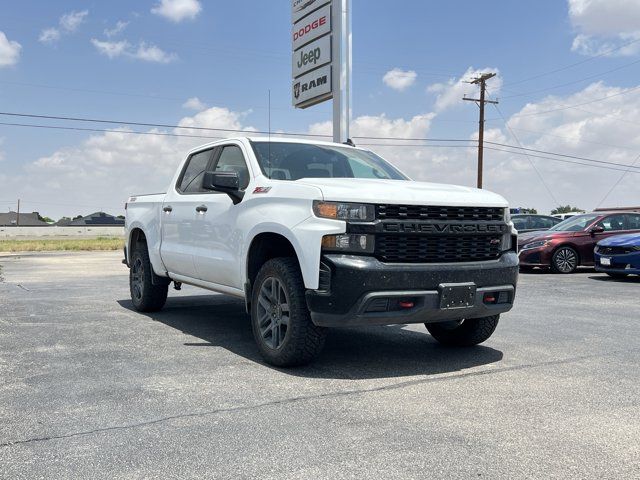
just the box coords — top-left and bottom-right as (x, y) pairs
(292, 65), (332, 108)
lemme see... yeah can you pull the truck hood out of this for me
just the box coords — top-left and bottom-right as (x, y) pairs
(295, 178), (508, 207)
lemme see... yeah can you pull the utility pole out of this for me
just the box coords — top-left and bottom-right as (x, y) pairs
(16, 199), (20, 226)
(463, 73), (498, 189)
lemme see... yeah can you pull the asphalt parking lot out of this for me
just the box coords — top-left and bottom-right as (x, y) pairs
(1, 251), (639, 479)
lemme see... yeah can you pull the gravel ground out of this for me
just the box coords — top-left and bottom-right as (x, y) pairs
(0, 251), (638, 479)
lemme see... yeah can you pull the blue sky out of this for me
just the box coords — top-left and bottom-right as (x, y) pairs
(1, 0), (639, 218)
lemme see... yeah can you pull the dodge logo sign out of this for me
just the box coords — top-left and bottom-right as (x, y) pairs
(292, 4), (331, 50)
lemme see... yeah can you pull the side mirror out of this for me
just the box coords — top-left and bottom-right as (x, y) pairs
(589, 225), (605, 234)
(202, 171), (244, 204)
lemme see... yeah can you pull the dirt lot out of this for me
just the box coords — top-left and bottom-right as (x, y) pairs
(1, 251), (638, 479)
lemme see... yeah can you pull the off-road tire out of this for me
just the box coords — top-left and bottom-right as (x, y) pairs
(551, 246), (579, 274)
(251, 258), (327, 367)
(425, 315), (500, 347)
(129, 244), (168, 312)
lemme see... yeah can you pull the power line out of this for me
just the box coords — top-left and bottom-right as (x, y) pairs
(500, 58), (640, 100)
(597, 153), (640, 207)
(501, 37), (640, 88)
(0, 111), (474, 143)
(490, 102), (559, 205)
(484, 141), (640, 171)
(487, 84), (640, 121)
(483, 146), (640, 174)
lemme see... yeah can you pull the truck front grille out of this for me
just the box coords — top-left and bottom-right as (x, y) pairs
(376, 204), (504, 222)
(375, 234), (503, 263)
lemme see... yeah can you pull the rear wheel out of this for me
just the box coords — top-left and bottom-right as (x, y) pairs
(551, 246), (579, 274)
(251, 258), (327, 367)
(129, 244), (168, 312)
(425, 315), (499, 347)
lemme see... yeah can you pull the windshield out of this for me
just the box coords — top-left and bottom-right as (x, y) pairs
(250, 141), (409, 181)
(548, 213), (599, 232)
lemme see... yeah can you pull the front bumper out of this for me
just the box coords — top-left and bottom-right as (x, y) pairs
(594, 252), (640, 275)
(518, 246), (551, 266)
(306, 252), (519, 327)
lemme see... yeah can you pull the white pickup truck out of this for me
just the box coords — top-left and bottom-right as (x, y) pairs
(125, 137), (518, 366)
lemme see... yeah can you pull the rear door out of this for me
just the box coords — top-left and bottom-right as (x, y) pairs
(160, 147), (217, 278)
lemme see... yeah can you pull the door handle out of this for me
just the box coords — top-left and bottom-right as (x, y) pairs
(195, 204), (208, 213)
(163, 206), (173, 213)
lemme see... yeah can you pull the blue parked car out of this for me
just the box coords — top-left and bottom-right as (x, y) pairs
(594, 233), (640, 278)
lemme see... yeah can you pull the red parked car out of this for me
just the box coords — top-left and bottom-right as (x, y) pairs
(518, 211), (640, 273)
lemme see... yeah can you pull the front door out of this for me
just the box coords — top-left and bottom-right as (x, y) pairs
(160, 147), (217, 278)
(192, 144), (253, 289)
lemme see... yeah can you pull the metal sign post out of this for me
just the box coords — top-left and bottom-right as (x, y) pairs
(332, 0), (350, 143)
(291, 0), (351, 143)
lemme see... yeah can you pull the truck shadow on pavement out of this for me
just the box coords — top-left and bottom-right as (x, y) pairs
(118, 295), (504, 380)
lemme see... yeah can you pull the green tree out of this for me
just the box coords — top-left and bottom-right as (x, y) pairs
(551, 205), (583, 215)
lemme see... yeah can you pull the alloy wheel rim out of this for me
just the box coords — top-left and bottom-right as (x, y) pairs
(257, 277), (290, 350)
(131, 258), (144, 300)
(556, 248), (576, 273)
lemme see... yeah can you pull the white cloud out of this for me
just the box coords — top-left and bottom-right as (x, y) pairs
(104, 20), (129, 38)
(183, 97), (207, 111)
(427, 67), (501, 112)
(134, 43), (177, 63)
(39, 10), (88, 44)
(568, 0), (640, 56)
(0, 31), (21, 67)
(91, 39), (177, 63)
(60, 10), (88, 32)
(91, 39), (129, 59)
(151, 0), (202, 23)
(38, 28), (61, 44)
(382, 68), (417, 91)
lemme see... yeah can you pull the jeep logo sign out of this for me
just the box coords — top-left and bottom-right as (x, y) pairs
(292, 35), (331, 78)
(292, 4), (331, 51)
(292, 65), (332, 108)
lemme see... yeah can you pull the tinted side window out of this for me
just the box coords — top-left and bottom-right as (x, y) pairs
(179, 149), (213, 193)
(533, 216), (555, 229)
(599, 214), (627, 231)
(512, 217), (527, 230)
(624, 213), (640, 230)
(214, 146), (250, 190)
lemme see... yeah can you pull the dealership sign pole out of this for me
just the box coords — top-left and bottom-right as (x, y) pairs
(292, 0), (351, 143)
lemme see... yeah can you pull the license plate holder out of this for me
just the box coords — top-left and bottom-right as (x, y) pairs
(601, 257), (611, 266)
(439, 283), (476, 310)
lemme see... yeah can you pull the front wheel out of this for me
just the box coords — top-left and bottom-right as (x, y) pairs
(425, 315), (499, 347)
(251, 258), (327, 367)
(551, 246), (579, 274)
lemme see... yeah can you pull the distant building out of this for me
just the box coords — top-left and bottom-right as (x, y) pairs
(65, 212), (125, 226)
(0, 211), (49, 226)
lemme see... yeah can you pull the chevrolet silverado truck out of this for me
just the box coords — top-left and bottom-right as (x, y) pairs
(125, 137), (518, 366)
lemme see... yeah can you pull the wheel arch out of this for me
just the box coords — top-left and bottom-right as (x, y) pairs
(245, 232), (301, 311)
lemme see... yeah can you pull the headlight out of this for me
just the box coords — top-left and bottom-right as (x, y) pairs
(313, 201), (375, 222)
(321, 234), (375, 253)
(521, 239), (550, 250)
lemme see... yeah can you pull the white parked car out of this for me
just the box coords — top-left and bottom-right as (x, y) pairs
(125, 137), (518, 366)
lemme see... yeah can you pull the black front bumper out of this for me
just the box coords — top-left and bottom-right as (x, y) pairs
(306, 252), (519, 327)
